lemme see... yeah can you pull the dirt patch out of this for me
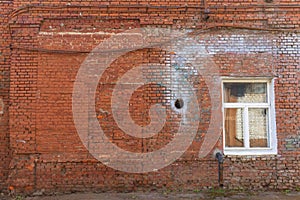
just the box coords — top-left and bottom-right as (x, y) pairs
(3, 191), (299, 200)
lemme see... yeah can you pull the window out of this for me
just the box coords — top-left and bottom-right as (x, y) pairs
(222, 78), (277, 155)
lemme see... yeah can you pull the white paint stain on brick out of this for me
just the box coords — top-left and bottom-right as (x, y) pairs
(206, 34), (275, 54)
(0, 98), (3, 114)
(38, 31), (142, 36)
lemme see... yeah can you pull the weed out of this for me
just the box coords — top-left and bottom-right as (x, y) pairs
(193, 189), (201, 193)
(14, 195), (23, 200)
(162, 189), (172, 196)
(207, 188), (227, 198)
(283, 189), (291, 194)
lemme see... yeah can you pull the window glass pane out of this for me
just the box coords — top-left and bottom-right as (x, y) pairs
(225, 108), (244, 147)
(249, 108), (269, 147)
(224, 83), (267, 103)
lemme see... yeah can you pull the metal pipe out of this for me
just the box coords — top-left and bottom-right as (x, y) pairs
(215, 152), (224, 187)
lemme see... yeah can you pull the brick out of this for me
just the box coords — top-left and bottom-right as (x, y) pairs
(1, 0), (300, 195)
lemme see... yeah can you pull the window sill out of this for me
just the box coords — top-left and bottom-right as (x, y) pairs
(224, 148), (277, 156)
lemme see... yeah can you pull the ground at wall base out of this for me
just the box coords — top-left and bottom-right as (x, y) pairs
(2, 190), (300, 200)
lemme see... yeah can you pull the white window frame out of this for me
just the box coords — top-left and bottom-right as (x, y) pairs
(222, 77), (277, 155)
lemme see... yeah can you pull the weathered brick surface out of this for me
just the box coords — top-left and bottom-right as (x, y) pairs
(0, 0), (299, 194)
(0, 0), (13, 191)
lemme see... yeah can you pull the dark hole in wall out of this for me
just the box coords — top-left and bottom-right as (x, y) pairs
(175, 98), (184, 109)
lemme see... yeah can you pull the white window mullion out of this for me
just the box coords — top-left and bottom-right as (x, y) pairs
(244, 107), (250, 149)
(267, 107), (271, 148)
(268, 79), (276, 150)
(267, 81), (270, 104)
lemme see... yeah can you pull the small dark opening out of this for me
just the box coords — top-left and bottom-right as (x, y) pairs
(174, 98), (184, 109)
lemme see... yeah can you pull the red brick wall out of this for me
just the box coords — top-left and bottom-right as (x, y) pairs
(0, 0), (13, 191)
(1, 0), (300, 194)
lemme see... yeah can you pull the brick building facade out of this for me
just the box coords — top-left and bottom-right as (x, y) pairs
(0, 0), (299, 194)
